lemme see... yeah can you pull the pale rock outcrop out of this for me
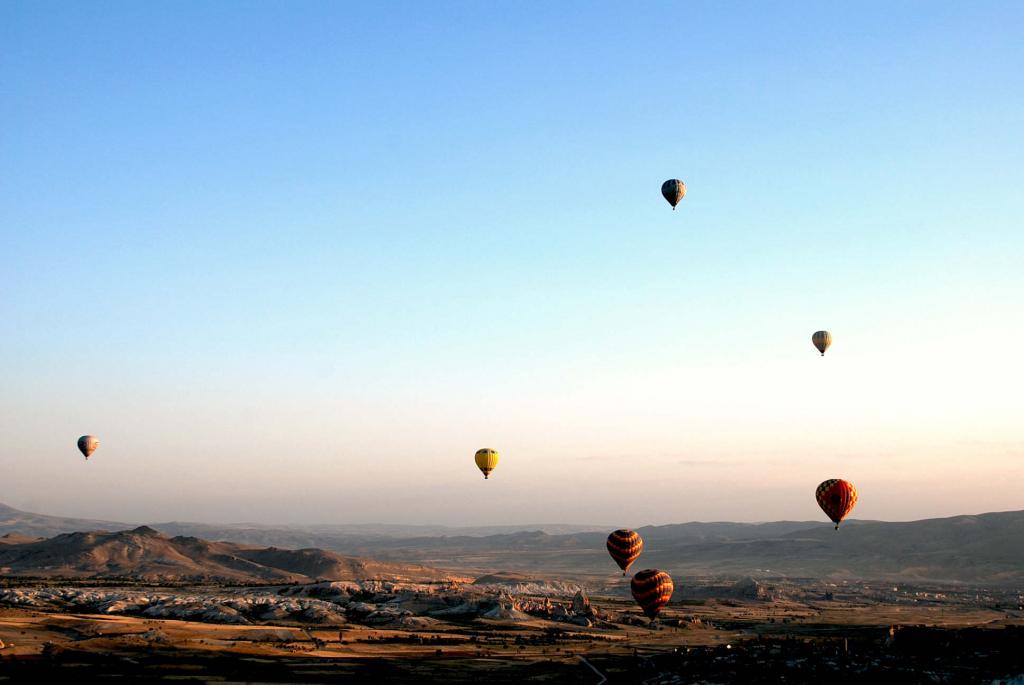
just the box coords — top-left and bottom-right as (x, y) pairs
(365, 608), (413, 625)
(345, 602), (377, 617)
(571, 589), (590, 614)
(428, 600), (478, 617)
(480, 592), (530, 621)
(732, 576), (777, 601)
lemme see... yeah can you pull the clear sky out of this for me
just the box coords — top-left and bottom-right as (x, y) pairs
(2, 1), (1022, 526)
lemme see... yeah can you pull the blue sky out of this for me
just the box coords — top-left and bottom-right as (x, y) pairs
(2, 2), (1022, 525)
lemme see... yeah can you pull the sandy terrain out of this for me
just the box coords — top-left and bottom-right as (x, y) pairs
(1, 592), (1018, 656)
(1, 571), (1021, 682)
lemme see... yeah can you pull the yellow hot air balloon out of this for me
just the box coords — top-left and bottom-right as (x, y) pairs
(812, 330), (832, 356)
(474, 448), (499, 479)
(77, 435), (99, 460)
(661, 179), (686, 210)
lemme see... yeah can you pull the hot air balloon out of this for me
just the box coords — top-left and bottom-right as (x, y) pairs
(631, 569), (674, 621)
(815, 478), (858, 530)
(77, 435), (99, 460)
(474, 448), (499, 479)
(661, 179), (686, 210)
(606, 529), (643, 575)
(812, 330), (832, 356)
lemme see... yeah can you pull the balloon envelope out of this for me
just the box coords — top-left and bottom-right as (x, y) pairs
(661, 179), (686, 209)
(606, 529), (643, 574)
(77, 435), (99, 460)
(816, 478), (858, 530)
(474, 448), (499, 479)
(812, 330), (832, 356)
(631, 569), (674, 620)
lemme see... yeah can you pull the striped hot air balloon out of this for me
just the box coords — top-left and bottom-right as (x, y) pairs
(661, 179), (686, 210)
(815, 479), (858, 530)
(77, 435), (99, 460)
(474, 448), (499, 480)
(812, 330), (832, 356)
(606, 529), (643, 575)
(630, 569), (674, 620)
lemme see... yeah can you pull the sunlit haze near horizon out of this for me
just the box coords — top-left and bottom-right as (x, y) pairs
(2, 2), (1022, 526)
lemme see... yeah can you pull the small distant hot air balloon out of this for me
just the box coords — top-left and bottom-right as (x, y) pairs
(77, 435), (99, 460)
(812, 330), (832, 356)
(815, 479), (858, 530)
(474, 448), (499, 480)
(661, 179), (686, 210)
(606, 529), (644, 575)
(631, 569), (674, 621)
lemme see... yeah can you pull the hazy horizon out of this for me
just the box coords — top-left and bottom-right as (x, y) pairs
(3, 2), (1022, 526)
(4, 496), (1021, 531)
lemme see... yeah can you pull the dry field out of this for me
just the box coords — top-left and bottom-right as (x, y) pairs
(1, 589), (1021, 683)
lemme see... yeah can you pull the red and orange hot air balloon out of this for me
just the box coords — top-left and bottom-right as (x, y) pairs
(815, 479), (858, 530)
(606, 529), (643, 575)
(630, 569), (674, 621)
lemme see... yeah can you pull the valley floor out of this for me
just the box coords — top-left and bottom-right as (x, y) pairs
(1, 584), (1022, 683)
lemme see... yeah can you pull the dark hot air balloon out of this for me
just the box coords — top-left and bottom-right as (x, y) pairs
(606, 529), (643, 575)
(631, 569), (674, 620)
(816, 478), (858, 530)
(77, 435), (99, 460)
(661, 179), (686, 210)
(812, 330), (832, 356)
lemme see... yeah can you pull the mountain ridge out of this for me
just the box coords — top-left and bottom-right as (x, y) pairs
(0, 524), (457, 583)
(1, 502), (1021, 584)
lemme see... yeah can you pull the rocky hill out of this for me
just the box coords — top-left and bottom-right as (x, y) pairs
(0, 526), (456, 583)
